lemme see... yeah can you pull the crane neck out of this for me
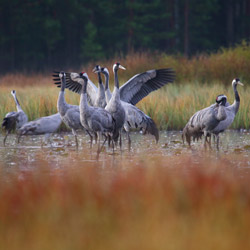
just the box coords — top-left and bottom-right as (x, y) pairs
(12, 94), (22, 111)
(60, 77), (66, 92)
(97, 72), (103, 86)
(233, 83), (240, 102)
(81, 77), (88, 94)
(104, 72), (110, 91)
(114, 69), (120, 89)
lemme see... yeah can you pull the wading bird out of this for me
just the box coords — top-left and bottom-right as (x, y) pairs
(182, 95), (228, 148)
(210, 78), (243, 149)
(99, 66), (159, 150)
(2, 90), (28, 145)
(53, 65), (175, 150)
(57, 72), (85, 148)
(78, 72), (115, 158)
(17, 113), (62, 145)
(105, 63), (126, 149)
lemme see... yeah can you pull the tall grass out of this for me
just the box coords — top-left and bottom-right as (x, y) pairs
(0, 42), (249, 130)
(0, 152), (250, 250)
(0, 82), (248, 130)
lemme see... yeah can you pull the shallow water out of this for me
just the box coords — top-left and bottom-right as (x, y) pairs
(0, 130), (250, 181)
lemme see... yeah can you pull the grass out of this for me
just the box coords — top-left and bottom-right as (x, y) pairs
(1, 42), (250, 130)
(0, 81), (249, 131)
(0, 152), (250, 250)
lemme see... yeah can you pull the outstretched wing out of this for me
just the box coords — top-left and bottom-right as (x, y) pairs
(119, 68), (175, 105)
(53, 71), (98, 105)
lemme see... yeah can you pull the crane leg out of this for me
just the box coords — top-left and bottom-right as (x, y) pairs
(3, 131), (9, 146)
(127, 131), (131, 152)
(119, 129), (122, 153)
(86, 130), (93, 148)
(72, 129), (78, 149)
(216, 135), (220, 150)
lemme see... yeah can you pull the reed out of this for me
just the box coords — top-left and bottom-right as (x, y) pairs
(0, 152), (250, 250)
(0, 42), (249, 130)
(0, 81), (249, 131)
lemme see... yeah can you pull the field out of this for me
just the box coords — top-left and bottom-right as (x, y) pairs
(0, 43), (250, 250)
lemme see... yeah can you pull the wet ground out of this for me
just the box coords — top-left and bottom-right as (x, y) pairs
(0, 130), (250, 181)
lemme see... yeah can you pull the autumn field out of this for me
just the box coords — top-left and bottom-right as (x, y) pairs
(0, 43), (250, 250)
(1, 42), (250, 130)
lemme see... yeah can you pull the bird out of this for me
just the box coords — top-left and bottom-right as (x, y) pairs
(99, 66), (159, 150)
(182, 94), (228, 148)
(57, 72), (85, 148)
(210, 78), (243, 149)
(2, 90), (28, 146)
(53, 64), (175, 149)
(92, 65), (106, 108)
(78, 72), (115, 158)
(104, 63), (126, 149)
(17, 113), (62, 145)
(52, 65), (175, 106)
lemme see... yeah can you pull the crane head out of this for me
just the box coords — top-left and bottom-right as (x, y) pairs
(232, 78), (244, 86)
(11, 90), (16, 96)
(216, 94), (227, 105)
(101, 67), (109, 75)
(79, 72), (88, 80)
(113, 62), (126, 72)
(59, 71), (66, 79)
(92, 65), (101, 73)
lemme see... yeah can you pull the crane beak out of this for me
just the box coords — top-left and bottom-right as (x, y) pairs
(238, 81), (244, 86)
(92, 68), (97, 73)
(119, 65), (126, 70)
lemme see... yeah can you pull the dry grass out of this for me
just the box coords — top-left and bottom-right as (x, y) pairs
(1, 82), (248, 131)
(0, 42), (249, 130)
(0, 152), (250, 250)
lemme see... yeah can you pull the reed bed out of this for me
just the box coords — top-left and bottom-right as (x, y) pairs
(0, 42), (249, 130)
(0, 82), (249, 131)
(0, 152), (250, 250)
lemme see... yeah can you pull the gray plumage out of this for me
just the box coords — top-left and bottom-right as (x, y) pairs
(210, 78), (243, 148)
(105, 63), (126, 148)
(53, 71), (97, 106)
(182, 95), (228, 148)
(119, 68), (175, 105)
(79, 72), (115, 157)
(17, 113), (62, 144)
(52, 66), (175, 105)
(92, 65), (106, 108)
(58, 72), (84, 147)
(100, 67), (159, 150)
(2, 90), (28, 145)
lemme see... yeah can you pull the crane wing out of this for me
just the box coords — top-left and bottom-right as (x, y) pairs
(119, 68), (175, 105)
(53, 71), (98, 105)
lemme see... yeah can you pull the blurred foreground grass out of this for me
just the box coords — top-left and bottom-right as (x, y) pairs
(0, 151), (250, 250)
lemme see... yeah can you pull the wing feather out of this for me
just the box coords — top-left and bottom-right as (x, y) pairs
(120, 68), (175, 105)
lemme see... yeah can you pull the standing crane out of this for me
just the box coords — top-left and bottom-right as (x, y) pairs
(53, 65), (175, 150)
(2, 90), (28, 145)
(105, 63), (126, 149)
(99, 66), (159, 150)
(57, 72), (85, 148)
(78, 72), (115, 158)
(182, 95), (228, 148)
(210, 78), (243, 149)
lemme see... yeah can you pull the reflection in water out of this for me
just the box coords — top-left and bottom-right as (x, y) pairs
(0, 130), (250, 181)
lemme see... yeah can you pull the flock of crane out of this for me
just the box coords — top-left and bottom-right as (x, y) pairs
(1, 62), (243, 157)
